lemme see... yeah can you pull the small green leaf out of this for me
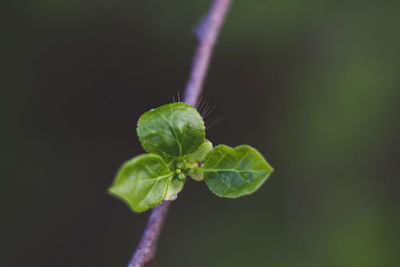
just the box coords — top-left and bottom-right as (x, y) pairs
(164, 177), (185, 200)
(202, 145), (273, 198)
(137, 103), (205, 163)
(186, 140), (213, 163)
(189, 168), (204, 181)
(109, 154), (173, 212)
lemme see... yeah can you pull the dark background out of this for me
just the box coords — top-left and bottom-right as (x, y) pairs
(2, 0), (399, 266)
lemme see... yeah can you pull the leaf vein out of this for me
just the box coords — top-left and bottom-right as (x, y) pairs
(214, 172), (237, 191)
(154, 110), (183, 156)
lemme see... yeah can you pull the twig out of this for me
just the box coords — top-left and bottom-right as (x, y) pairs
(127, 1), (232, 266)
(184, 0), (232, 107)
(128, 201), (170, 267)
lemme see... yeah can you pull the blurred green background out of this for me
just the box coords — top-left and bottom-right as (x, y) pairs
(2, 0), (399, 266)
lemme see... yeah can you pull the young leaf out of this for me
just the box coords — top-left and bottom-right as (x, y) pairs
(137, 103), (205, 163)
(202, 145), (273, 198)
(188, 168), (204, 182)
(109, 154), (173, 212)
(164, 177), (185, 200)
(186, 140), (213, 163)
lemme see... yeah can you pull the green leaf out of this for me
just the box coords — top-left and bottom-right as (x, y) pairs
(188, 168), (204, 182)
(109, 154), (173, 212)
(202, 145), (273, 198)
(137, 103), (205, 163)
(164, 177), (185, 200)
(186, 140), (213, 163)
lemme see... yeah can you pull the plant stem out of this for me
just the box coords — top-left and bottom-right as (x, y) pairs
(127, 1), (232, 266)
(184, 0), (232, 107)
(128, 201), (170, 267)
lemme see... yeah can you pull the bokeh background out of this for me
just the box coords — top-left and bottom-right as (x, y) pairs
(2, 0), (400, 266)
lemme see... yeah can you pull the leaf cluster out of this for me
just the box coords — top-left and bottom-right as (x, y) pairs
(109, 103), (273, 212)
